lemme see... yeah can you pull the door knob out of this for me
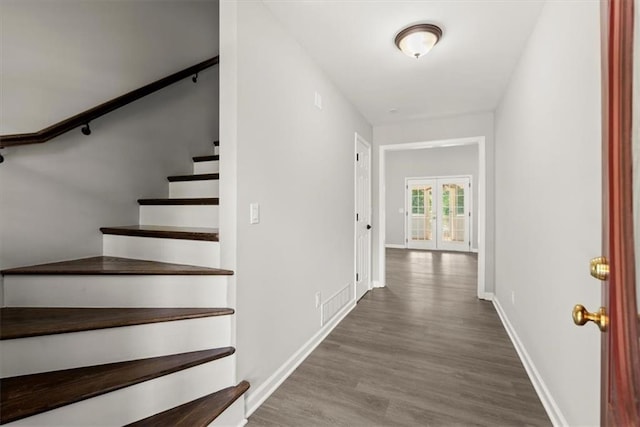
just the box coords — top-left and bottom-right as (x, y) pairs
(572, 304), (608, 332)
(590, 256), (609, 280)
(366, 224), (372, 230)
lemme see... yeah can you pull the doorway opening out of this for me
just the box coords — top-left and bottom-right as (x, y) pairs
(377, 136), (489, 300)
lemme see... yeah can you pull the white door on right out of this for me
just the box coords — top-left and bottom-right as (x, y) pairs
(406, 176), (471, 252)
(436, 178), (470, 251)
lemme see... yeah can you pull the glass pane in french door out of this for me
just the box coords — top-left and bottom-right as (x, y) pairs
(441, 183), (465, 243)
(411, 185), (433, 241)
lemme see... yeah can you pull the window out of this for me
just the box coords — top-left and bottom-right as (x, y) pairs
(412, 189), (424, 214)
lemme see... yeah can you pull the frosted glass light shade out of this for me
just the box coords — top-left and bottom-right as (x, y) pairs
(395, 24), (442, 59)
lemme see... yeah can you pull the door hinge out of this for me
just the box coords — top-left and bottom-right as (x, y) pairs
(356, 213), (359, 221)
(356, 153), (359, 161)
(356, 273), (359, 281)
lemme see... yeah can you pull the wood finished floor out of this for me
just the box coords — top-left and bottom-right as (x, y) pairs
(248, 249), (550, 426)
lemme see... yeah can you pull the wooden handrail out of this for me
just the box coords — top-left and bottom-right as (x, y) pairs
(0, 56), (219, 149)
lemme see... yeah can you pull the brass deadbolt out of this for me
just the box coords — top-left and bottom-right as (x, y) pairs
(590, 256), (609, 281)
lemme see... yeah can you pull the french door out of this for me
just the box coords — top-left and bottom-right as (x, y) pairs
(406, 177), (470, 252)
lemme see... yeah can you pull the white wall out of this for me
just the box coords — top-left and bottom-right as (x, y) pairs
(220, 0), (372, 411)
(373, 112), (495, 290)
(385, 145), (479, 248)
(0, 0), (219, 271)
(494, 1), (601, 425)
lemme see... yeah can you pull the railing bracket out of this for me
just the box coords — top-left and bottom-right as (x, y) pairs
(81, 123), (91, 136)
(192, 73), (198, 83)
(0, 152), (4, 164)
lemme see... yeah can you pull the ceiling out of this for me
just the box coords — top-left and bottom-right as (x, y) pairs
(263, 0), (546, 125)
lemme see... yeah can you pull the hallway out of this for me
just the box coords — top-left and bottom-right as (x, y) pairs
(248, 249), (550, 426)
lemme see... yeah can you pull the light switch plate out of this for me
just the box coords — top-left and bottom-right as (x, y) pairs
(250, 203), (260, 224)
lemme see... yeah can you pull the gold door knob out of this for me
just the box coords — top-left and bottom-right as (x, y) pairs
(572, 304), (608, 332)
(590, 256), (609, 280)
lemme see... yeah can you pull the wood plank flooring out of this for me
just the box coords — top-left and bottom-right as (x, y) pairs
(248, 249), (550, 426)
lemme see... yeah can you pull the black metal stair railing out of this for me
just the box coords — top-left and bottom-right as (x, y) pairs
(0, 56), (219, 163)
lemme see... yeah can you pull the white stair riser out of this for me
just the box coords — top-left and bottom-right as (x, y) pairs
(5, 356), (235, 426)
(3, 275), (228, 308)
(169, 180), (219, 198)
(140, 205), (219, 228)
(1, 316), (231, 377)
(209, 397), (245, 427)
(103, 235), (220, 268)
(194, 160), (219, 174)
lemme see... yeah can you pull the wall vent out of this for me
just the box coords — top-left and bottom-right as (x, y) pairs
(321, 283), (352, 326)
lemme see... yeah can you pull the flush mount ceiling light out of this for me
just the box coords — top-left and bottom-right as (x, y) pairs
(394, 24), (443, 59)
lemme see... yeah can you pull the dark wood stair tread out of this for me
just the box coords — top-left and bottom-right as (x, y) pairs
(126, 381), (249, 427)
(193, 155), (219, 162)
(0, 347), (235, 425)
(1, 256), (233, 276)
(138, 198), (219, 205)
(167, 173), (219, 182)
(101, 225), (219, 241)
(0, 307), (234, 340)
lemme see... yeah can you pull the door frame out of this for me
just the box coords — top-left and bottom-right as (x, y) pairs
(354, 132), (372, 300)
(405, 175), (473, 252)
(377, 136), (488, 299)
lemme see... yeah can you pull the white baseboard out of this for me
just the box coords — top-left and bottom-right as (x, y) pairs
(385, 244), (405, 249)
(492, 297), (568, 427)
(372, 280), (385, 288)
(478, 292), (493, 301)
(245, 299), (356, 417)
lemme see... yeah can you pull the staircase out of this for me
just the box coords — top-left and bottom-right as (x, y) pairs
(0, 141), (249, 426)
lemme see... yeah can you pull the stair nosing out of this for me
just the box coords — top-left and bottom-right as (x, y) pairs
(100, 226), (219, 242)
(1, 256), (234, 276)
(192, 155), (219, 162)
(137, 198), (219, 206)
(167, 173), (219, 182)
(125, 381), (250, 427)
(0, 307), (235, 340)
(0, 348), (235, 425)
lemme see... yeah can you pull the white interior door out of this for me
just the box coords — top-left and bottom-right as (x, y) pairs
(406, 179), (437, 250)
(406, 176), (471, 252)
(355, 136), (371, 301)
